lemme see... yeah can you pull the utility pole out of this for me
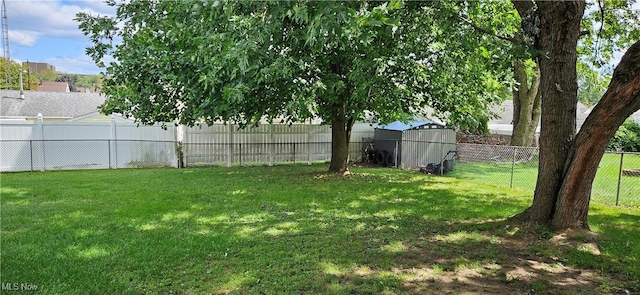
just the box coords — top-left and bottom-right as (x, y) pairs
(19, 68), (23, 98)
(1, 0), (11, 89)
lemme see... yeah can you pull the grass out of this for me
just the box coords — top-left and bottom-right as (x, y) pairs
(450, 152), (640, 207)
(1, 164), (639, 294)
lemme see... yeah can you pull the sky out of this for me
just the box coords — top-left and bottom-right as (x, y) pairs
(3, 0), (116, 75)
(1, 1), (637, 75)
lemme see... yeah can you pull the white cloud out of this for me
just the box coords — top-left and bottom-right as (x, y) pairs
(6, 0), (115, 41)
(73, 0), (117, 15)
(8, 30), (39, 46)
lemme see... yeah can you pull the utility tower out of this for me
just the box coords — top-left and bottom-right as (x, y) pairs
(2, 0), (11, 89)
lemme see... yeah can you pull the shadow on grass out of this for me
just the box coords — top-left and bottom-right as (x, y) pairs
(584, 206), (640, 285)
(0, 165), (636, 294)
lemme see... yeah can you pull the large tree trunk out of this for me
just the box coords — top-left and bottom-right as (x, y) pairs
(511, 60), (541, 147)
(552, 41), (640, 230)
(512, 1), (640, 231)
(513, 1), (585, 225)
(329, 101), (354, 173)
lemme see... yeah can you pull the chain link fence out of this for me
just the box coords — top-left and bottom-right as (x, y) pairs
(1, 140), (368, 171)
(3, 139), (637, 207)
(452, 143), (640, 207)
(0, 139), (178, 171)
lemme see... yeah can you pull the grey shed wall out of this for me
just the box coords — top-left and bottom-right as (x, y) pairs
(399, 128), (456, 169)
(373, 127), (456, 169)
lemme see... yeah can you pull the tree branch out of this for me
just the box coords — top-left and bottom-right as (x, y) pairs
(457, 15), (526, 45)
(511, 0), (535, 18)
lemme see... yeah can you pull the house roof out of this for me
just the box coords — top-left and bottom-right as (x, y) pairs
(0, 90), (106, 119)
(489, 100), (515, 125)
(377, 120), (444, 131)
(38, 81), (70, 92)
(489, 100), (591, 126)
(632, 111), (640, 124)
(586, 108), (640, 124)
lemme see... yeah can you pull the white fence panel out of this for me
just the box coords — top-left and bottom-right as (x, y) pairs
(182, 123), (375, 167)
(0, 122), (36, 140)
(112, 123), (178, 168)
(42, 122), (112, 140)
(2, 120), (375, 171)
(0, 120), (177, 172)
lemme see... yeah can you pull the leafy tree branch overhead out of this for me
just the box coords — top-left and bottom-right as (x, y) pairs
(76, 0), (510, 173)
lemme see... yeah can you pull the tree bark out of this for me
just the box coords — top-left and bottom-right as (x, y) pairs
(552, 40), (640, 230)
(511, 60), (541, 147)
(510, 1), (640, 231)
(329, 101), (354, 173)
(515, 1), (585, 225)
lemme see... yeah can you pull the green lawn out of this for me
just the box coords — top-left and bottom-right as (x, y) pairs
(1, 164), (639, 294)
(451, 153), (640, 207)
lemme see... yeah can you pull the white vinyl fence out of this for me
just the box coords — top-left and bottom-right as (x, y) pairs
(0, 119), (177, 172)
(0, 120), (377, 172)
(181, 123), (375, 166)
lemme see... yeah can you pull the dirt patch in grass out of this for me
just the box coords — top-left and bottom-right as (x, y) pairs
(339, 224), (633, 295)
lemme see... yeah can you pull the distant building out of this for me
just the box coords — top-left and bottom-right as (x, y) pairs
(74, 87), (94, 93)
(488, 100), (590, 136)
(0, 90), (128, 122)
(38, 81), (70, 92)
(22, 62), (56, 73)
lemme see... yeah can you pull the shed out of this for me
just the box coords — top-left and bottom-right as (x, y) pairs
(372, 120), (457, 170)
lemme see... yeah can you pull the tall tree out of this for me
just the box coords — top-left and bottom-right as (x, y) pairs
(510, 60), (541, 146)
(552, 41), (640, 229)
(56, 74), (77, 92)
(0, 58), (39, 90)
(462, 1), (639, 147)
(453, 1), (541, 146)
(512, 0), (640, 230)
(77, 0), (508, 173)
(508, 2), (543, 148)
(34, 69), (58, 82)
(75, 74), (102, 92)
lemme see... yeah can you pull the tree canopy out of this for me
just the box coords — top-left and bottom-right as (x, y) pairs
(34, 69), (58, 82)
(77, 0), (511, 172)
(1, 58), (39, 90)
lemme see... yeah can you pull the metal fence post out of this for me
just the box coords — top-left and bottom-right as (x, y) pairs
(29, 140), (34, 172)
(510, 147), (516, 188)
(37, 113), (45, 171)
(239, 143), (242, 167)
(227, 123), (233, 168)
(415, 141), (419, 168)
(307, 126), (312, 165)
(108, 139), (112, 169)
(110, 116), (118, 169)
(269, 124), (274, 166)
(616, 152), (624, 206)
(440, 141), (444, 175)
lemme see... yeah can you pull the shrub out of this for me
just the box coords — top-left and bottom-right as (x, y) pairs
(607, 119), (640, 152)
